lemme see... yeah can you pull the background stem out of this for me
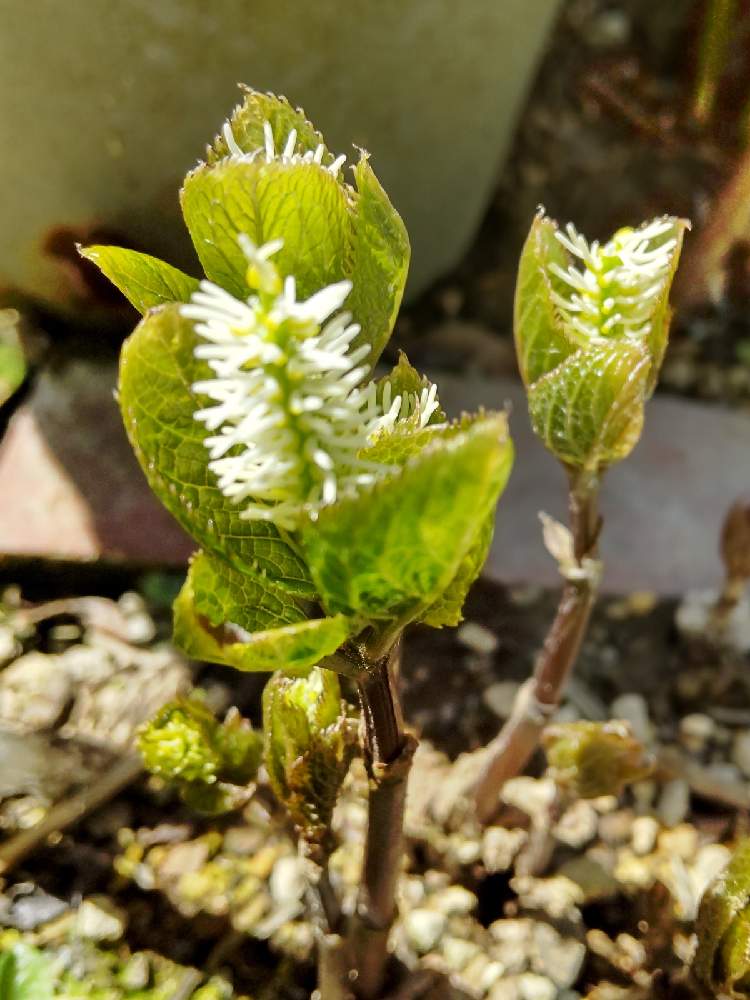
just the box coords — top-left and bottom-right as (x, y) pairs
(351, 640), (416, 999)
(474, 469), (601, 824)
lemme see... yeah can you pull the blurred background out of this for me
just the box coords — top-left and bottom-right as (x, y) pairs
(1, 0), (749, 593)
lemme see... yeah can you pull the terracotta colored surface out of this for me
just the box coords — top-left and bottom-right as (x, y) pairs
(0, 361), (193, 564)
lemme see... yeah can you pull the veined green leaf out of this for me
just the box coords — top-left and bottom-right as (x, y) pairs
(348, 157), (410, 363)
(421, 509), (495, 627)
(119, 304), (314, 595)
(527, 342), (650, 471)
(186, 88), (409, 362)
(514, 211), (578, 388)
(173, 550), (353, 675)
(695, 839), (750, 997)
(642, 218), (689, 394)
(208, 88), (327, 165)
(80, 245), (199, 313)
(263, 667), (355, 843)
(300, 413), (513, 623)
(181, 158), (352, 302)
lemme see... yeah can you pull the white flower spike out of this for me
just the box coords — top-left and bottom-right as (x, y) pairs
(181, 237), (440, 529)
(548, 217), (678, 343)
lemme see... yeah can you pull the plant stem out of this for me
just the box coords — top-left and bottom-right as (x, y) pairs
(351, 639), (417, 999)
(474, 469), (601, 824)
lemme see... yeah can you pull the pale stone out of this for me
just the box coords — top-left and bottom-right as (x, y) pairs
(657, 780), (691, 828)
(631, 816), (659, 856)
(403, 908), (447, 955)
(483, 681), (522, 720)
(457, 621), (499, 655)
(76, 897), (127, 941)
(610, 694), (653, 745)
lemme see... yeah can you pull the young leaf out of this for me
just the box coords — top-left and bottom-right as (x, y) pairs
(137, 697), (262, 787)
(527, 342), (650, 471)
(80, 246), (199, 313)
(181, 158), (352, 301)
(642, 219), (689, 393)
(173, 550), (354, 674)
(514, 212), (578, 387)
(347, 157), (411, 362)
(119, 303), (314, 596)
(189, 87), (409, 362)
(542, 720), (653, 798)
(0, 945), (55, 1000)
(208, 88), (327, 165)
(420, 509), (495, 628)
(263, 667), (356, 844)
(300, 413), (513, 623)
(695, 838), (750, 997)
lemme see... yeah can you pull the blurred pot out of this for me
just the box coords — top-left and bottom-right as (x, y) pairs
(0, 0), (561, 304)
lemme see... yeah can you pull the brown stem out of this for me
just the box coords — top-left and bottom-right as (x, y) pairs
(474, 470), (601, 824)
(351, 639), (416, 999)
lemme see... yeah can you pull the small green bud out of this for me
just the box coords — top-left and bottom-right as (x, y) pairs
(137, 698), (261, 790)
(263, 667), (356, 845)
(542, 720), (653, 799)
(695, 839), (750, 998)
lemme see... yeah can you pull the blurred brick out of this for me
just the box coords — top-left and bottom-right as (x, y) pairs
(0, 360), (193, 564)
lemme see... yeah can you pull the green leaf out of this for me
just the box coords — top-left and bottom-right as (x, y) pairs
(0, 310), (26, 407)
(642, 218), (689, 394)
(80, 245), (199, 313)
(695, 838), (750, 997)
(514, 212), (578, 388)
(301, 413), (513, 623)
(173, 550), (354, 674)
(542, 720), (653, 798)
(137, 695), (262, 787)
(421, 508), (495, 627)
(188, 88), (409, 362)
(119, 304), (313, 595)
(263, 667), (355, 843)
(527, 342), (650, 471)
(181, 158), (352, 301)
(348, 157), (410, 363)
(0, 944), (55, 1000)
(208, 88), (328, 165)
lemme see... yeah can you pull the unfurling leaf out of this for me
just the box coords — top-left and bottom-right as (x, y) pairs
(79, 246), (199, 314)
(694, 839), (750, 997)
(542, 720), (653, 798)
(173, 550), (355, 675)
(137, 697), (262, 816)
(300, 412), (513, 624)
(182, 89), (409, 362)
(263, 667), (356, 845)
(514, 211), (687, 472)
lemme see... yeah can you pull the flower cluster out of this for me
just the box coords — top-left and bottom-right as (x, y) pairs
(182, 236), (440, 529)
(548, 217), (678, 343)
